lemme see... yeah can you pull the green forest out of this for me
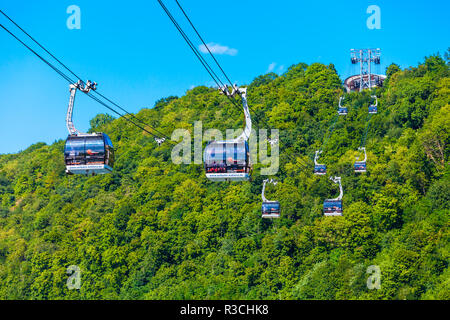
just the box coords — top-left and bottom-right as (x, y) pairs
(0, 52), (448, 300)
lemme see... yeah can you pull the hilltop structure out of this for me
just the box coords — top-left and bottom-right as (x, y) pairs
(344, 48), (386, 92)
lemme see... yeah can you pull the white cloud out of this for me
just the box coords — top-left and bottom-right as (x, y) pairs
(199, 43), (238, 56)
(267, 63), (285, 74)
(267, 62), (277, 73)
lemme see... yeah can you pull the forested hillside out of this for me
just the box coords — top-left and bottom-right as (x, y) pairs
(0, 53), (448, 300)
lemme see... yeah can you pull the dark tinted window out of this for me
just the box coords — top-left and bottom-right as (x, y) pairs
(64, 137), (85, 164)
(85, 136), (105, 163)
(204, 142), (225, 165)
(354, 162), (366, 169)
(235, 142), (247, 163)
(65, 137), (84, 155)
(262, 202), (280, 213)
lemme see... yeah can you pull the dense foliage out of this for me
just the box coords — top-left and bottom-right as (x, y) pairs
(0, 53), (448, 300)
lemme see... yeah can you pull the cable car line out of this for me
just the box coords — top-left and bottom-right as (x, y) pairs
(361, 95), (378, 147)
(0, 23), (76, 84)
(360, 114), (372, 148)
(359, 95), (377, 148)
(172, 1), (278, 130)
(0, 20), (174, 144)
(158, 1), (266, 130)
(91, 90), (173, 143)
(322, 114), (339, 148)
(158, 1), (312, 174)
(0, 24), (165, 142)
(353, 114), (372, 173)
(160, 0), (253, 120)
(313, 110), (340, 175)
(0, 10), (173, 144)
(159, 0), (270, 147)
(0, 9), (83, 84)
(85, 92), (164, 139)
(158, 0), (261, 141)
(353, 95), (377, 173)
(173, 0), (234, 91)
(157, 0), (226, 89)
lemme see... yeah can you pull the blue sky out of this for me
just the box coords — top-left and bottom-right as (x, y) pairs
(0, 0), (448, 154)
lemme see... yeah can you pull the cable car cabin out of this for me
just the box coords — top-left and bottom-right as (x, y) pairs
(368, 105), (377, 114)
(323, 200), (343, 216)
(338, 107), (348, 116)
(204, 141), (251, 181)
(64, 133), (114, 175)
(314, 164), (327, 175)
(354, 161), (367, 173)
(262, 201), (280, 219)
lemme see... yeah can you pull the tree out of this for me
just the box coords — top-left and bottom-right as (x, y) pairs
(154, 96), (178, 110)
(0, 55), (448, 300)
(89, 113), (115, 132)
